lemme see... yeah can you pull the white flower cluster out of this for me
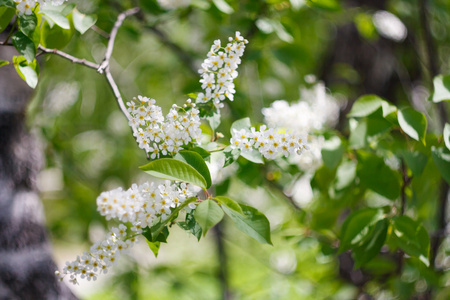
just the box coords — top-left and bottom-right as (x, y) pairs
(97, 181), (198, 229)
(230, 126), (309, 160)
(196, 32), (248, 109)
(157, 0), (190, 10)
(14, 0), (66, 15)
(56, 224), (137, 285)
(127, 96), (202, 159)
(262, 81), (342, 171)
(262, 81), (340, 133)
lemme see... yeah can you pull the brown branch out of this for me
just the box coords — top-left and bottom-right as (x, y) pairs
(38, 46), (100, 69)
(97, 7), (140, 74)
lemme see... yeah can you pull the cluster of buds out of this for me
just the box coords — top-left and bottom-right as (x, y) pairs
(128, 97), (202, 159)
(196, 31), (248, 109)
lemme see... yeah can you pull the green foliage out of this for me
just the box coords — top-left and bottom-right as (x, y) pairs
(72, 9), (97, 34)
(431, 75), (450, 102)
(12, 56), (39, 88)
(398, 108), (427, 145)
(140, 158), (209, 189)
(431, 147), (450, 184)
(12, 32), (35, 62)
(220, 199), (272, 245)
(194, 200), (224, 236)
(174, 150), (212, 188)
(0, 6), (14, 33)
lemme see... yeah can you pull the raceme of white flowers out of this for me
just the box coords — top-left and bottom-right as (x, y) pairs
(56, 225), (138, 285)
(97, 181), (198, 226)
(14, 0), (66, 15)
(230, 125), (309, 160)
(127, 97), (202, 158)
(57, 181), (198, 284)
(196, 32), (248, 109)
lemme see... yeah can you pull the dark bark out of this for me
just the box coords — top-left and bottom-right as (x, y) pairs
(0, 37), (77, 300)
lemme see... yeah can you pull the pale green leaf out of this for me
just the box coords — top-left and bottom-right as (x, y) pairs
(194, 200), (224, 236)
(398, 108), (427, 144)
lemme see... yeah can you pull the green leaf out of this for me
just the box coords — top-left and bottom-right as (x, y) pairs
(398, 108), (427, 144)
(222, 203), (272, 245)
(146, 241), (161, 257)
(40, 10), (70, 29)
(241, 149), (264, 164)
(321, 136), (345, 169)
(12, 32), (36, 62)
(334, 160), (357, 191)
(230, 117), (251, 134)
(189, 146), (211, 160)
(178, 210), (202, 241)
(140, 158), (207, 189)
(431, 74), (450, 103)
(353, 218), (388, 268)
(392, 216), (430, 266)
(194, 200), (224, 236)
(0, 0), (15, 8)
(212, 0), (234, 14)
(347, 95), (396, 118)
(223, 146), (240, 167)
(13, 56), (39, 88)
(72, 8), (97, 34)
(174, 150), (212, 188)
(0, 6), (15, 34)
(142, 225), (170, 243)
(18, 13), (37, 38)
(400, 151), (428, 177)
(431, 147), (450, 184)
(40, 12), (75, 49)
(215, 196), (243, 214)
(444, 123), (450, 151)
(339, 208), (384, 253)
(357, 151), (401, 200)
(0, 60), (9, 68)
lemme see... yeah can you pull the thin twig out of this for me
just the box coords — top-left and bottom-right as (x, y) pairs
(98, 7), (140, 73)
(91, 25), (110, 39)
(38, 45), (100, 69)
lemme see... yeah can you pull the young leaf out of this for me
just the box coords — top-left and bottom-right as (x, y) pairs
(40, 19), (75, 49)
(223, 146), (240, 167)
(230, 117), (251, 134)
(189, 146), (211, 160)
(13, 56), (39, 88)
(146, 241), (161, 257)
(339, 208), (384, 253)
(72, 8), (97, 34)
(398, 108), (427, 144)
(178, 210), (202, 241)
(222, 202), (272, 245)
(444, 123), (450, 151)
(353, 218), (388, 268)
(40, 10), (70, 29)
(18, 13), (37, 39)
(0, 60), (9, 68)
(194, 200), (224, 236)
(431, 147), (450, 184)
(357, 151), (401, 200)
(431, 74), (450, 103)
(0, 6), (15, 34)
(206, 110), (221, 131)
(174, 150), (212, 188)
(241, 149), (264, 164)
(391, 216), (430, 266)
(12, 32), (36, 62)
(140, 158), (207, 189)
(215, 196), (243, 214)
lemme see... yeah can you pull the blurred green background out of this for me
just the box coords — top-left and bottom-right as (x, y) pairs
(27, 0), (450, 299)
